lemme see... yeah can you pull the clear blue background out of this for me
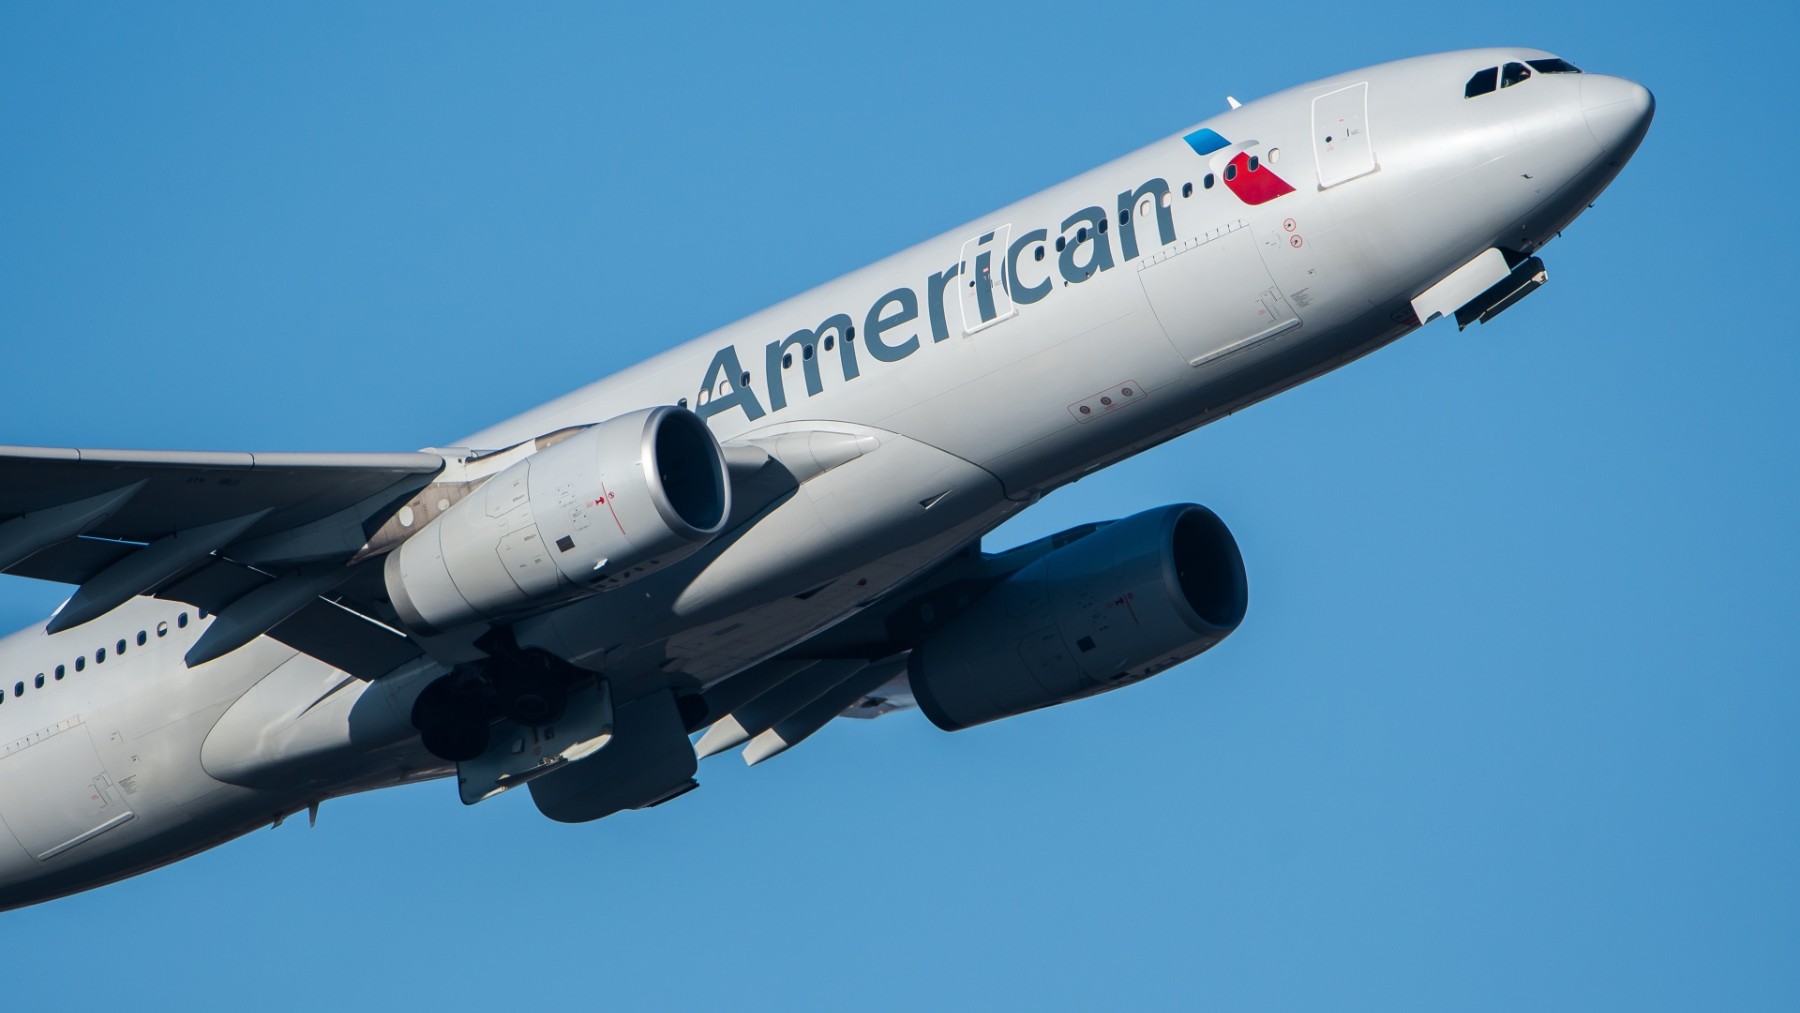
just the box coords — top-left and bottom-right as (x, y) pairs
(2, 3), (1794, 1010)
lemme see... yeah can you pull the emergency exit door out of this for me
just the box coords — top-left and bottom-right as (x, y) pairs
(959, 225), (1016, 334)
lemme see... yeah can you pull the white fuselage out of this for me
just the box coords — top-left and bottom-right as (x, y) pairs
(0, 48), (1651, 909)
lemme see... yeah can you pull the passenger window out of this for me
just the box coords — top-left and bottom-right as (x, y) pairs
(178, 613), (189, 628)
(75, 656), (86, 672)
(55, 665), (64, 680)
(34, 674), (44, 689)
(1203, 173), (1215, 189)
(12, 682), (21, 697)
(1055, 236), (1066, 252)
(1465, 67), (1498, 98)
(117, 639), (127, 654)
(137, 631), (147, 646)
(1501, 62), (1532, 88)
(97, 647), (106, 663)
(677, 397), (689, 409)
(157, 621), (168, 637)
(1527, 58), (1581, 74)
(1248, 155), (1260, 172)
(1181, 181), (1193, 197)
(1223, 163), (1238, 182)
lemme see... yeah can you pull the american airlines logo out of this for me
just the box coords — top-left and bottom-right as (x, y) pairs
(693, 129), (1291, 423)
(1182, 127), (1295, 206)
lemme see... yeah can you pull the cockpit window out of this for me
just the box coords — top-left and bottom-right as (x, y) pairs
(1501, 62), (1532, 88)
(1527, 58), (1582, 75)
(1465, 67), (1498, 98)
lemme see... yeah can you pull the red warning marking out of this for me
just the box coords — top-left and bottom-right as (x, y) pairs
(1113, 592), (1141, 625)
(1289, 235), (1305, 249)
(1283, 218), (1298, 232)
(599, 482), (626, 536)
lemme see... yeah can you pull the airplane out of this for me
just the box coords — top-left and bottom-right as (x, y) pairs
(0, 48), (1651, 911)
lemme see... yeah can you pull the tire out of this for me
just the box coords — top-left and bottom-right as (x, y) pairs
(420, 714), (490, 763)
(412, 676), (492, 762)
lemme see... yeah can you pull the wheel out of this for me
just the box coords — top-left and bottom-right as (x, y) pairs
(412, 677), (492, 762)
(420, 713), (489, 763)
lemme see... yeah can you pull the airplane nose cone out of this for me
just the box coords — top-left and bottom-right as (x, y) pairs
(1580, 74), (1654, 162)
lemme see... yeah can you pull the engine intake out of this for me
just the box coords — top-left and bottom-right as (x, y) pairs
(385, 406), (729, 634)
(909, 504), (1247, 731)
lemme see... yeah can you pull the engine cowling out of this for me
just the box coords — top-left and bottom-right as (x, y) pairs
(385, 406), (730, 634)
(908, 504), (1248, 731)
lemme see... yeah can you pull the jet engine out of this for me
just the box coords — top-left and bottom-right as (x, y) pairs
(385, 406), (730, 634)
(908, 504), (1248, 730)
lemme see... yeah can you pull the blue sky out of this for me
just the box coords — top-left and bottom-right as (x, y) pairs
(2, 3), (1795, 1009)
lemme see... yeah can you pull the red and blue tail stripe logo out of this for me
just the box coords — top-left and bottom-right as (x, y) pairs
(1182, 127), (1294, 206)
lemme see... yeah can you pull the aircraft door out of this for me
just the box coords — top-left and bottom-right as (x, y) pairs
(0, 723), (135, 861)
(958, 225), (1017, 334)
(1312, 82), (1377, 188)
(1137, 225), (1300, 368)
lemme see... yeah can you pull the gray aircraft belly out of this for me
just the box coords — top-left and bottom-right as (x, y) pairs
(0, 599), (443, 907)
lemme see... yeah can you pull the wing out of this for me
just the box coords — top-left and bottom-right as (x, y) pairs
(0, 445), (444, 677)
(0, 426), (891, 682)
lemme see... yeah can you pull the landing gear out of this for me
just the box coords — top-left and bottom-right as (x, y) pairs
(412, 677), (492, 762)
(412, 629), (584, 761)
(473, 627), (575, 727)
(491, 656), (569, 726)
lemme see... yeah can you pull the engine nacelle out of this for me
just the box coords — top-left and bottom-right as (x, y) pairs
(908, 504), (1248, 731)
(385, 406), (729, 634)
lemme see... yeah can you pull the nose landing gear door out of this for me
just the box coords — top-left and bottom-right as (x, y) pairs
(1312, 82), (1377, 188)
